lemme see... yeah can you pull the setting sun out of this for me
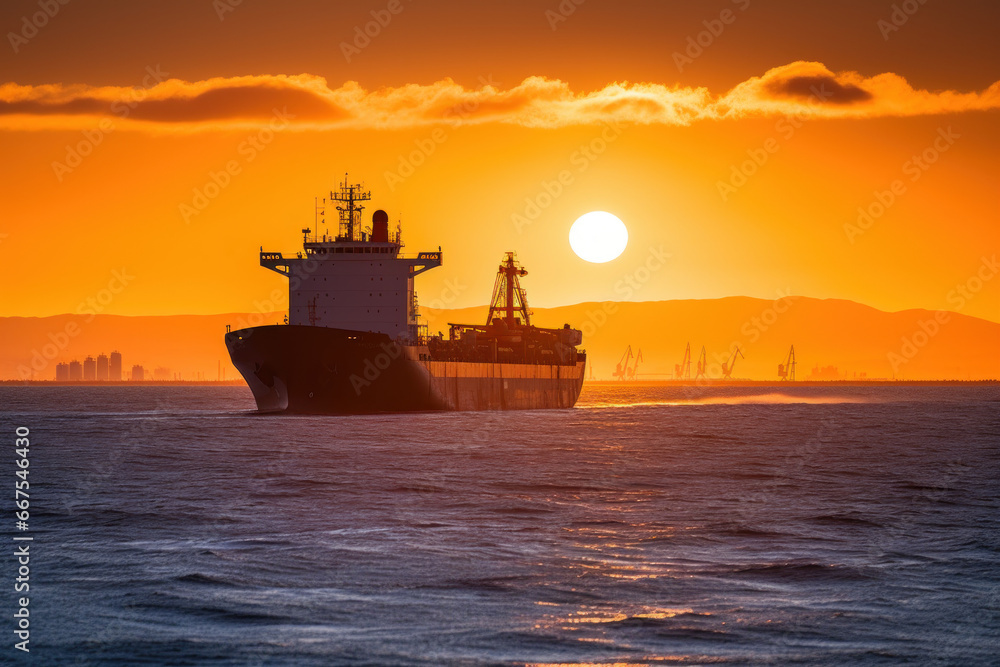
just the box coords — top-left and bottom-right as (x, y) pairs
(569, 211), (629, 263)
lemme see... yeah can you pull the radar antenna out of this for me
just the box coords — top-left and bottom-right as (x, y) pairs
(330, 174), (371, 242)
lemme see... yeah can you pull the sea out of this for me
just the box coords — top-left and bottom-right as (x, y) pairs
(1, 384), (998, 666)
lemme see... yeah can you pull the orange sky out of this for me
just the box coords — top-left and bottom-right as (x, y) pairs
(1, 0), (998, 324)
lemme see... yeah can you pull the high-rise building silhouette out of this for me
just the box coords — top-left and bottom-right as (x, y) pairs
(83, 356), (96, 381)
(56, 362), (70, 381)
(69, 360), (83, 381)
(109, 351), (123, 381)
(131, 365), (145, 381)
(96, 354), (109, 381)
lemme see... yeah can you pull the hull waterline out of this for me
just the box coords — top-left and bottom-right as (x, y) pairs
(226, 325), (586, 414)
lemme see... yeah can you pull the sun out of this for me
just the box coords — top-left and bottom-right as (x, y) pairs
(569, 211), (628, 263)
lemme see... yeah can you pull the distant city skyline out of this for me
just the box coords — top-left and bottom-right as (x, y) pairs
(53, 350), (185, 382)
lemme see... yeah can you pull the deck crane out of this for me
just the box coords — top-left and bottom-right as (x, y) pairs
(695, 345), (707, 380)
(721, 346), (744, 379)
(675, 343), (692, 379)
(778, 345), (796, 381)
(613, 346), (634, 381)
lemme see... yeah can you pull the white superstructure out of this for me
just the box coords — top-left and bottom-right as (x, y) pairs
(260, 178), (442, 340)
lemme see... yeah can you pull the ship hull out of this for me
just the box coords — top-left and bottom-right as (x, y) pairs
(225, 325), (585, 414)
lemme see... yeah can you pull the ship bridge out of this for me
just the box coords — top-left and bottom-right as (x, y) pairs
(258, 179), (442, 341)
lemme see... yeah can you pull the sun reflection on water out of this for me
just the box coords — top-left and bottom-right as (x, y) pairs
(580, 393), (869, 409)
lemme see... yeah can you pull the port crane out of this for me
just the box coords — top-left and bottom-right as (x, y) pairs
(613, 346), (643, 380)
(778, 345), (796, 381)
(630, 349), (643, 379)
(675, 343), (692, 379)
(721, 346), (744, 379)
(613, 346), (633, 381)
(695, 345), (707, 380)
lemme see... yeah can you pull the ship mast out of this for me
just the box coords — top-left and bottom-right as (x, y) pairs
(331, 174), (371, 242)
(487, 252), (531, 327)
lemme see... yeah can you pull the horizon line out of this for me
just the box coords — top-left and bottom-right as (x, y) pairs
(1, 294), (998, 326)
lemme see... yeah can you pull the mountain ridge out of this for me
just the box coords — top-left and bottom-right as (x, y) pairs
(2, 296), (997, 381)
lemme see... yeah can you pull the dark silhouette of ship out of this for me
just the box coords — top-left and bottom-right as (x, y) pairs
(225, 177), (586, 413)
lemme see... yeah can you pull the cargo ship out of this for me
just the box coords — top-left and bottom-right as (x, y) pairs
(225, 178), (586, 414)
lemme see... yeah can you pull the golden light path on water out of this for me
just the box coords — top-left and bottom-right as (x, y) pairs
(523, 514), (727, 666)
(578, 393), (872, 408)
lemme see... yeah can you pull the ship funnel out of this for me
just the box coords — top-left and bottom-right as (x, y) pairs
(372, 209), (390, 242)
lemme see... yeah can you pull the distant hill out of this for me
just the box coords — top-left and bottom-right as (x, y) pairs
(1, 297), (997, 381)
(423, 297), (999, 381)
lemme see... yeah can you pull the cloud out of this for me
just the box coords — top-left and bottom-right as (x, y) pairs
(0, 62), (997, 131)
(717, 61), (1000, 119)
(764, 74), (873, 105)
